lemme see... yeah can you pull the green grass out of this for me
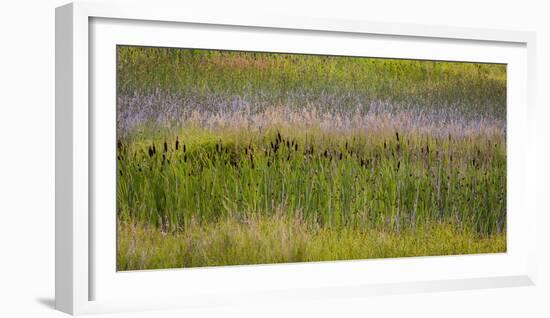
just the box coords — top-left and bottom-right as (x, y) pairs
(117, 47), (506, 118)
(117, 215), (505, 270)
(116, 46), (507, 270)
(117, 125), (506, 235)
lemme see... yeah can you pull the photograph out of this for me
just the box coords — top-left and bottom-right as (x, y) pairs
(115, 46), (507, 271)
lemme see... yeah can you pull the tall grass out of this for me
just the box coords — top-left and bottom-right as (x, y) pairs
(117, 122), (505, 236)
(118, 215), (505, 270)
(117, 47), (506, 136)
(116, 46), (507, 270)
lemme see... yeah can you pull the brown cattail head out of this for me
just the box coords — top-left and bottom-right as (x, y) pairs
(148, 146), (154, 157)
(249, 153), (255, 169)
(175, 137), (179, 150)
(163, 141), (168, 153)
(395, 131), (400, 142)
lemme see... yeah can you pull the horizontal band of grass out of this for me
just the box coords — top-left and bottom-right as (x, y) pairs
(117, 46), (506, 123)
(117, 124), (506, 236)
(117, 215), (505, 270)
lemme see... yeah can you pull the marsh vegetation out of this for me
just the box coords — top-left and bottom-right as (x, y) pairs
(116, 47), (506, 270)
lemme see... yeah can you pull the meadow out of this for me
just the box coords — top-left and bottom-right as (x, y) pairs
(116, 47), (506, 270)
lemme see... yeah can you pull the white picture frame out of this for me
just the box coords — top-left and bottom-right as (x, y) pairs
(55, 2), (537, 315)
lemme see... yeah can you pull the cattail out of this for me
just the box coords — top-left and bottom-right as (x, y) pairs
(183, 144), (186, 153)
(397, 161), (400, 171)
(294, 143), (298, 151)
(148, 146), (154, 157)
(286, 140), (290, 148)
(395, 131), (400, 142)
(152, 144), (156, 155)
(175, 137), (179, 150)
(339, 152), (343, 160)
(384, 141), (387, 149)
(117, 140), (123, 151)
(163, 140), (168, 153)
(216, 143), (220, 153)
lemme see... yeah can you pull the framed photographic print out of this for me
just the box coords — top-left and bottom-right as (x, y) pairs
(56, 2), (537, 315)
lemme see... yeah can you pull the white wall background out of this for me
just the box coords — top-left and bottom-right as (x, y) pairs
(0, 0), (548, 317)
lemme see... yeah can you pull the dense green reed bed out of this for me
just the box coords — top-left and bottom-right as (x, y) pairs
(117, 126), (506, 269)
(118, 127), (505, 234)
